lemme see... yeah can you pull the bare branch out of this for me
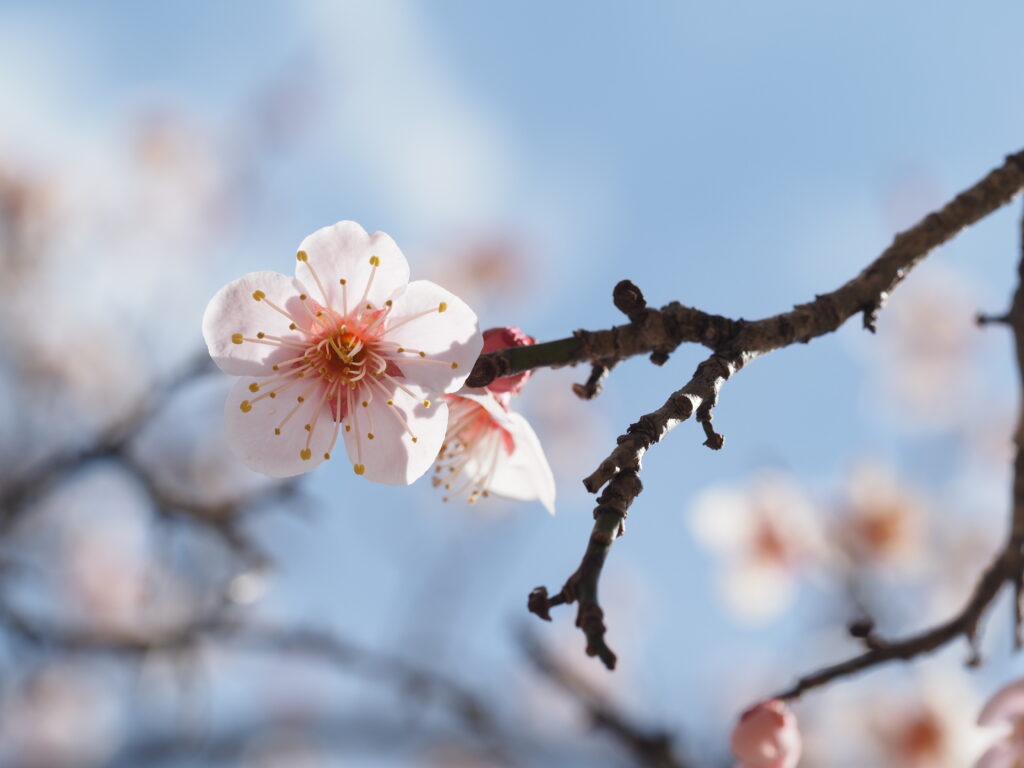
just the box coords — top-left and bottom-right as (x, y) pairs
(530, 148), (1024, 669)
(774, 194), (1024, 697)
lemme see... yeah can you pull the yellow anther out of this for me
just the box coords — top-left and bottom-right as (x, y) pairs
(438, 302), (447, 313)
(256, 332), (265, 339)
(272, 364), (280, 371)
(289, 323), (297, 330)
(445, 483), (452, 490)
(299, 293), (307, 301)
(482, 490), (489, 498)
(297, 396), (305, 403)
(423, 399), (430, 408)
(300, 449), (312, 460)
(274, 428), (281, 435)
(385, 299), (392, 307)
(419, 351), (426, 358)
(304, 424), (312, 431)
(252, 290), (265, 301)
(249, 382), (260, 393)
(365, 303), (372, 310)
(269, 392), (277, 399)
(369, 255), (380, 266)
(450, 362), (458, 369)
(387, 399), (394, 406)
(412, 437), (418, 443)
(240, 400), (252, 413)
(367, 432), (375, 440)
(397, 347), (405, 353)
(339, 278), (346, 285)
(354, 463), (365, 475)
(323, 452), (331, 460)
(297, 250), (308, 262)
(362, 401), (368, 407)
(231, 333), (243, 344)
(345, 425), (351, 432)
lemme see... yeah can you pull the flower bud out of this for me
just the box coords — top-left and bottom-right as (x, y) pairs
(730, 699), (801, 768)
(481, 326), (535, 402)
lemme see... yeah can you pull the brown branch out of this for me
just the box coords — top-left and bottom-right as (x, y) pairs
(773, 195), (1024, 698)
(529, 148), (1024, 669)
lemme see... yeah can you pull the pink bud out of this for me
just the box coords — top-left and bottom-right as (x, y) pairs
(730, 699), (802, 768)
(481, 326), (535, 402)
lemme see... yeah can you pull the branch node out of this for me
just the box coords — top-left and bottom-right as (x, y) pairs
(612, 279), (648, 323)
(573, 362), (613, 400)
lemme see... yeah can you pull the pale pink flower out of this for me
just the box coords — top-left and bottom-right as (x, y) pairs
(203, 221), (482, 483)
(731, 699), (801, 768)
(976, 680), (1024, 768)
(434, 391), (555, 513)
(689, 473), (826, 622)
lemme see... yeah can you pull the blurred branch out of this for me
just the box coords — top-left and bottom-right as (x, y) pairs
(774, 195), (1024, 698)
(519, 630), (692, 768)
(525, 148), (1024, 668)
(0, 351), (213, 533)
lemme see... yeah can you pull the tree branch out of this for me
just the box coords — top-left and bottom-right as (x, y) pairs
(529, 148), (1024, 669)
(773, 195), (1024, 698)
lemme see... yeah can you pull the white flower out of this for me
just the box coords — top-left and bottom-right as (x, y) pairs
(433, 390), (555, 514)
(202, 221), (483, 483)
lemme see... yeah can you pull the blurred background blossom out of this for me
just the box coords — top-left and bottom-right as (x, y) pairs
(0, 1), (1022, 766)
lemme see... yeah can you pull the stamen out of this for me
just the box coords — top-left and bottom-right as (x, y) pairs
(297, 250), (337, 316)
(274, 378), (320, 434)
(384, 305), (445, 334)
(338, 278), (349, 316)
(257, 295), (312, 335)
(357, 255), (379, 311)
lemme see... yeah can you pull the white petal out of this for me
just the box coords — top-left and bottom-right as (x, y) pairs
(223, 377), (335, 478)
(383, 280), (482, 394)
(486, 411), (556, 514)
(296, 221), (409, 313)
(341, 380), (447, 486)
(203, 271), (309, 376)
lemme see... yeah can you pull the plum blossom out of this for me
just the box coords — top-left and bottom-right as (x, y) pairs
(689, 473), (827, 622)
(976, 680), (1024, 768)
(730, 699), (801, 768)
(434, 390), (555, 513)
(203, 221), (483, 483)
(432, 325), (554, 512)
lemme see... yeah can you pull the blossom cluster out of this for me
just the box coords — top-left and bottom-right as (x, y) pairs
(203, 221), (553, 511)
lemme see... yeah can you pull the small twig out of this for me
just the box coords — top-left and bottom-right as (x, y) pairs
(572, 362), (614, 400)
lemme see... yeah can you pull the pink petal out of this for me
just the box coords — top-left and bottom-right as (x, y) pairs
(223, 378), (335, 478)
(341, 381), (448, 486)
(203, 271), (307, 376)
(979, 680), (1024, 726)
(383, 280), (482, 394)
(296, 221), (409, 313)
(975, 739), (1023, 768)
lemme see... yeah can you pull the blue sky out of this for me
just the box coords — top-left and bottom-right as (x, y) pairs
(3, 0), (1024, 763)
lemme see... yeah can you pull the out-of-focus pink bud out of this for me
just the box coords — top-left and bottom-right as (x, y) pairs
(730, 699), (802, 768)
(481, 326), (535, 402)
